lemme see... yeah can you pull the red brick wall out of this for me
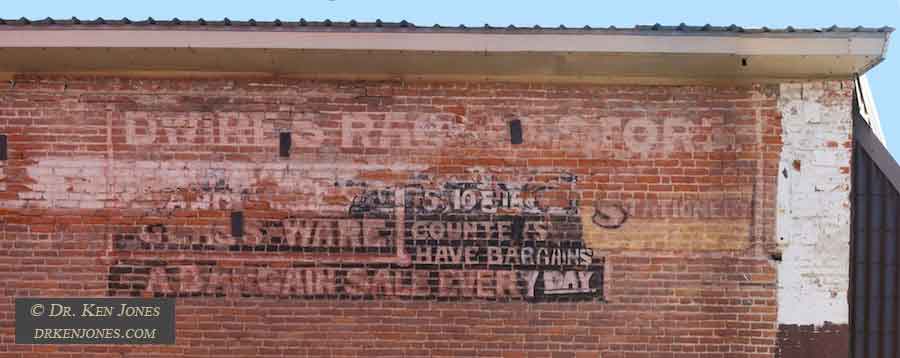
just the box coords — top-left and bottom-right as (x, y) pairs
(0, 76), (786, 357)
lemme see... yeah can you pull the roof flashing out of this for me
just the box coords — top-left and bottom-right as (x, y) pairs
(0, 18), (892, 35)
(0, 19), (891, 83)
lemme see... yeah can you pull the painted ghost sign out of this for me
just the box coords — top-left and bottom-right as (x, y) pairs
(108, 179), (604, 301)
(110, 262), (603, 301)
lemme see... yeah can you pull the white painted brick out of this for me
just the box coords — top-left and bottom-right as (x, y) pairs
(776, 81), (851, 326)
(53, 168), (81, 176)
(79, 200), (104, 209)
(136, 161), (161, 169)
(17, 192), (44, 200)
(53, 200), (79, 208)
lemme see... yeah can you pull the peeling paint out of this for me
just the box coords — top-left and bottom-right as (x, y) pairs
(11, 157), (426, 211)
(776, 82), (852, 325)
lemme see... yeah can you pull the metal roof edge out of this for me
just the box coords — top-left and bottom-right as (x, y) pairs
(0, 29), (888, 57)
(0, 17), (892, 36)
(0, 19), (890, 81)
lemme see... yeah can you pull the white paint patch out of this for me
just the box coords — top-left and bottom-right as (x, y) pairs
(776, 82), (852, 325)
(9, 157), (425, 211)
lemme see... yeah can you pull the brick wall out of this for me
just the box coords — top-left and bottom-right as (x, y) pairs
(0, 75), (811, 357)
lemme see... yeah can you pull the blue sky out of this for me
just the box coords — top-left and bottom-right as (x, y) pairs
(4, 0), (899, 156)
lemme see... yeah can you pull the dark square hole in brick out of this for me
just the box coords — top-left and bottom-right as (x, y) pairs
(0, 134), (7, 160)
(279, 132), (292, 158)
(231, 211), (244, 238)
(509, 119), (523, 145)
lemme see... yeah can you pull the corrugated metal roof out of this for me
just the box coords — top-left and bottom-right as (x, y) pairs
(0, 17), (892, 34)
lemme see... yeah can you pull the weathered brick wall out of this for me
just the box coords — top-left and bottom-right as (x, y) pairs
(0, 76), (798, 357)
